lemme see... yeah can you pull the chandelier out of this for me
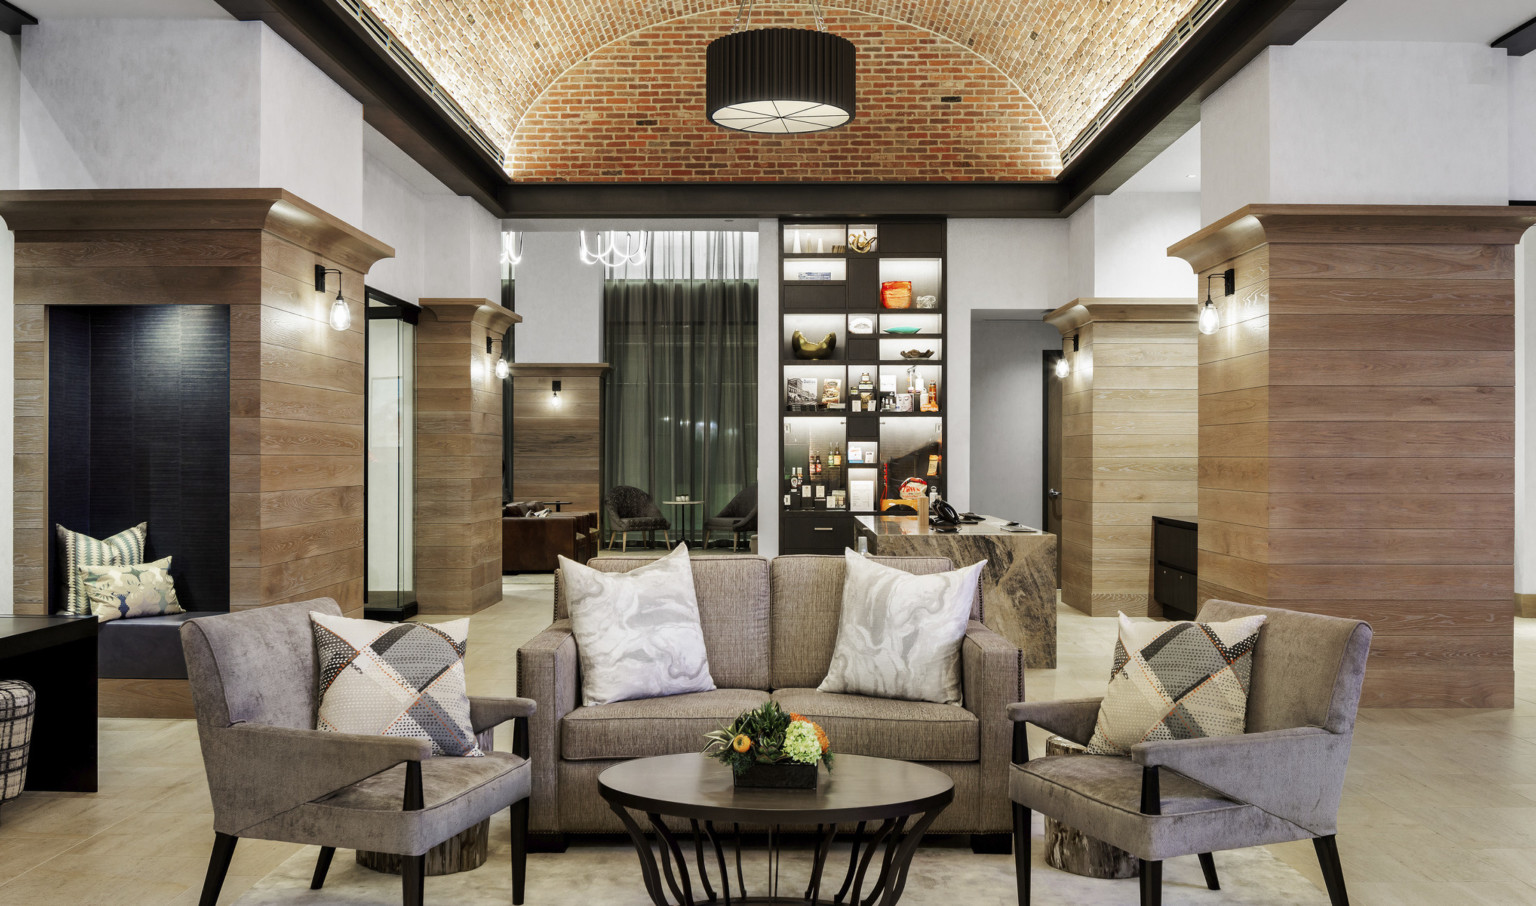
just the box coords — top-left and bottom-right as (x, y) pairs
(579, 230), (649, 267)
(705, 0), (856, 134)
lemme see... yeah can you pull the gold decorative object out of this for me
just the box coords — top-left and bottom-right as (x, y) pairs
(900, 348), (935, 359)
(848, 231), (877, 254)
(792, 330), (838, 360)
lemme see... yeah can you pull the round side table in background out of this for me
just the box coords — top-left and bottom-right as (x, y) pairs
(662, 499), (705, 548)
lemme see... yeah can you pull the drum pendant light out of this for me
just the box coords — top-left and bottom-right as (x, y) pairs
(706, 0), (855, 134)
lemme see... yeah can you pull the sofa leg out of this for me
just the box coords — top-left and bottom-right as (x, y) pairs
(971, 833), (1010, 854)
(528, 833), (569, 853)
(511, 799), (529, 905)
(311, 846), (336, 890)
(402, 853), (425, 906)
(198, 833), (238, 906)
(1138, 859), (1162, 906)
(1012, 803), (1030, 906)
(1314, 835), (1350, 906)
(1198, 852), (1219, 890)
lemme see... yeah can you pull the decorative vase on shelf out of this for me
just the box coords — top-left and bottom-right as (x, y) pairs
(792, 331), (837, 360)
(734, 762), (818, 790)
(792, 230), (802, 254)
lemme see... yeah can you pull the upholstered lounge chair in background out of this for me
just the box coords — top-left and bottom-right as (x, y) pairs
(602, 485), (671, 551)
(1007, 600), (1371, 906)
(181, 599), (536, 906)
(703, 483), (758, 550)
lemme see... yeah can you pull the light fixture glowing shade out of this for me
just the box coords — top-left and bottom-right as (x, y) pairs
(494, 358), (511, 380)
(1054, 356), (1071, 379)
(1198, 299), (1220, 335)
(328, 293), (351, 331)
(550, 380), (562, 408)
(706, 28), (856, 134)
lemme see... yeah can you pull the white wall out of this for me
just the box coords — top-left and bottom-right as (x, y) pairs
(756, 219), (781, 556)
(259, 26), (363, 225)
(1511, 54), (1536, 201)
(1202, 42), (1510, 224)
(946, 218), (1071, 511)
(0, 35), (19, 190)
(1065, 192), (1200, 299)
(970, 316), (1061, 528)
(510, 232), (604, 363)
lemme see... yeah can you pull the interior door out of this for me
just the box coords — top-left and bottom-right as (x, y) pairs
(1043, 351), (1063, 588)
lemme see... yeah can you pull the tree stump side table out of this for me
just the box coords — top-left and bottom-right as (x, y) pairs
(1042, 736), (1139, 879)
(356, 819), (490, 876)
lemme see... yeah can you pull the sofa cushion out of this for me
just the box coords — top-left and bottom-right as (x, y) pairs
(99, 611), (217, 679)
(768, 555), (977, 690)
(771, 689), (978, 762)
(556, 555), (771, 691)
(562, 689), (770, 760)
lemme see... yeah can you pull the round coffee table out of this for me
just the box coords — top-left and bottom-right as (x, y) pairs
(599, 753), (953, 906)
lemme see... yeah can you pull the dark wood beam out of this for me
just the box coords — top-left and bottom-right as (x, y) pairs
(1055, 0), (1350, 214)
(215, 0), (510, 213)
(0, 0), (36, 36)
(1494, 15), (1536, 56)
(499, 181), (1066, 219)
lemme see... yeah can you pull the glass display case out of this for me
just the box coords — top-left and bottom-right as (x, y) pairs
(364, 291), (419, 619)
(778, 221), (945, 553)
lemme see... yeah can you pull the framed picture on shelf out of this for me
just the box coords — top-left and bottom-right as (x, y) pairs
(787, 377), (818, 410)
(850, 480), (875, 512)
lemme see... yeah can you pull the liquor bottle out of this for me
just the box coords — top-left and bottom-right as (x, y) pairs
(923, 377), (940, 412)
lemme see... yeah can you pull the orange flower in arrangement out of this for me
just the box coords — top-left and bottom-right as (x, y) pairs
(790, 714), (831, 753)
(731, 733), (753, 753)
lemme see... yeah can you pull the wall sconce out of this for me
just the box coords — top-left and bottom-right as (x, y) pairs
(550, 380), (562, 408)
(1199, 268), (1236, 336)
(315, 265), (349, 331)
(1055, 335), (1077, 379)
(486, 336), (510, 380)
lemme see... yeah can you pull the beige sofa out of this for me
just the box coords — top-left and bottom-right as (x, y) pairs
(516, 554), (1024, 849)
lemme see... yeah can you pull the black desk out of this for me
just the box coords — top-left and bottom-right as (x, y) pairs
(0, 615), (99, 791)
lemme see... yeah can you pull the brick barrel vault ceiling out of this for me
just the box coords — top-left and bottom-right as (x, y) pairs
(363, 0), (1205, 178)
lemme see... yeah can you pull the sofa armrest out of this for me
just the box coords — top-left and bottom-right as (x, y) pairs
(517, 620), (579, 834)
(1005, 698), (1103, 750)
(962, 620), (1022, 833)
(1131, 726), (1351, 836)
(202, 723), (430, 836)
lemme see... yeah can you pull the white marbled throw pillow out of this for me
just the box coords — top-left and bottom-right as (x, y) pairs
(819, 550), (985, 705)
(559, 543), (716, 707)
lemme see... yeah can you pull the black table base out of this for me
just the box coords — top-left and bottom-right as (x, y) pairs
(607, 806), (943, 906)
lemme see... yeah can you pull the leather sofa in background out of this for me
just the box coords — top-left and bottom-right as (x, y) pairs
(503, 502), (598, 573)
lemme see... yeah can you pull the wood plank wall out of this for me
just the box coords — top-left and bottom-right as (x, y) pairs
(1047, 300), (1198, 616)
(0, 190), (392, 618)
(1171, 205), (1535, 708)
(416, 299), (521, 614)
(508, 363), (609, 517)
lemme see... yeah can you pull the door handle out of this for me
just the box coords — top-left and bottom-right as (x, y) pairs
(1047, 488), (1061, 500)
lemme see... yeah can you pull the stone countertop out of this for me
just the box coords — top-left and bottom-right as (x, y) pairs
(855, 515), (1058, 669)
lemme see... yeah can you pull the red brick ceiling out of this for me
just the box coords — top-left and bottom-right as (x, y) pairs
(363, 0), (1206, 179)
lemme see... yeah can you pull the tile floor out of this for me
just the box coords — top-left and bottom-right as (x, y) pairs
(1, 576), (1534, 904)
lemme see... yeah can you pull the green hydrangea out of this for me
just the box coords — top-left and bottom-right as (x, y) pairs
(783, 720), (822, 765)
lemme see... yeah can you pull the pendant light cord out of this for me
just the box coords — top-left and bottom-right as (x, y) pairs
(731, 0), (824, 32)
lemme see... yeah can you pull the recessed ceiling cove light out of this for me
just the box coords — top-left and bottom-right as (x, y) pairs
(706, 14), (856, 135)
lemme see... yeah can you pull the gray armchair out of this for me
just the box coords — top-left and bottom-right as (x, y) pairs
(181, 599), (535, 906)
(1008, 600), (1371, 906)
(603, 485), (671, 551)
(703, 483), (757, 550)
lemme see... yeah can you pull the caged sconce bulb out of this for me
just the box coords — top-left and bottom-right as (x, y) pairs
(486, 335), (511, 380)
(1055, 334), (1078, 379)
(550, 380), (562, 408)
(1198, 299), (1219, 336)
(494, 358), (511, 380)
(316, 266), (350, 331)
(1199, 269), (1236, 336)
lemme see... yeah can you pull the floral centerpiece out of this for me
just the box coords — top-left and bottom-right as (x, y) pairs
(703, 701), (833, 789)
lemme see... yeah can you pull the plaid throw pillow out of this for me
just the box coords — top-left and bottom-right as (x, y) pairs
(1086, 613), (1266, 756)
(55, 523), (148, 615)
(310, 612), (481, 757)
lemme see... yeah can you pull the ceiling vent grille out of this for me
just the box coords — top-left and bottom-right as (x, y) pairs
(333, 0), (506, 167)
(1059, 0), (1225, 167)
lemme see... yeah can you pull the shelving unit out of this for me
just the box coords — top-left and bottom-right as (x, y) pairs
(778, 220), (946, 554)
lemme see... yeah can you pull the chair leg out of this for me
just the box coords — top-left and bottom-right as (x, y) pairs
(511, 798), (530, 905)
(622, 532), (628, 553)
(402, 853), (426, 906)
(1198, 852), (1219, 890)
(1138, 859), (1162, 906)
(1313, 835), (1350, 906)
(310, 846), (336, 890)
(1012, 803), (1030, 906)
(198, 832), (238, 906)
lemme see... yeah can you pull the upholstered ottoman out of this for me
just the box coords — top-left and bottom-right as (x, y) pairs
(0, 679), (37, 821)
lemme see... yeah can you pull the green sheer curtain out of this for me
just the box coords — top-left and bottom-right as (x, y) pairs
(603, 232), (757, 520)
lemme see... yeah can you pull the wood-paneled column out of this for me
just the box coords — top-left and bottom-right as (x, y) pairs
(1045, 299), (1198, 617)
(415, 299), (521, 614)
(0, 189), (391, 617)
(1171, 205), (1536, 708)
(508, 363), (609, 516)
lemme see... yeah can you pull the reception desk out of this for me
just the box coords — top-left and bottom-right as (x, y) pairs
(855, 515), (1058, 668)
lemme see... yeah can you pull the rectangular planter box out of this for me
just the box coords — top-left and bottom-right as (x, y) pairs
(734, 762), (818, 790)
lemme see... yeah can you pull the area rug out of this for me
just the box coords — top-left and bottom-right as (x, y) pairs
(238, 812), (1328, 905)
